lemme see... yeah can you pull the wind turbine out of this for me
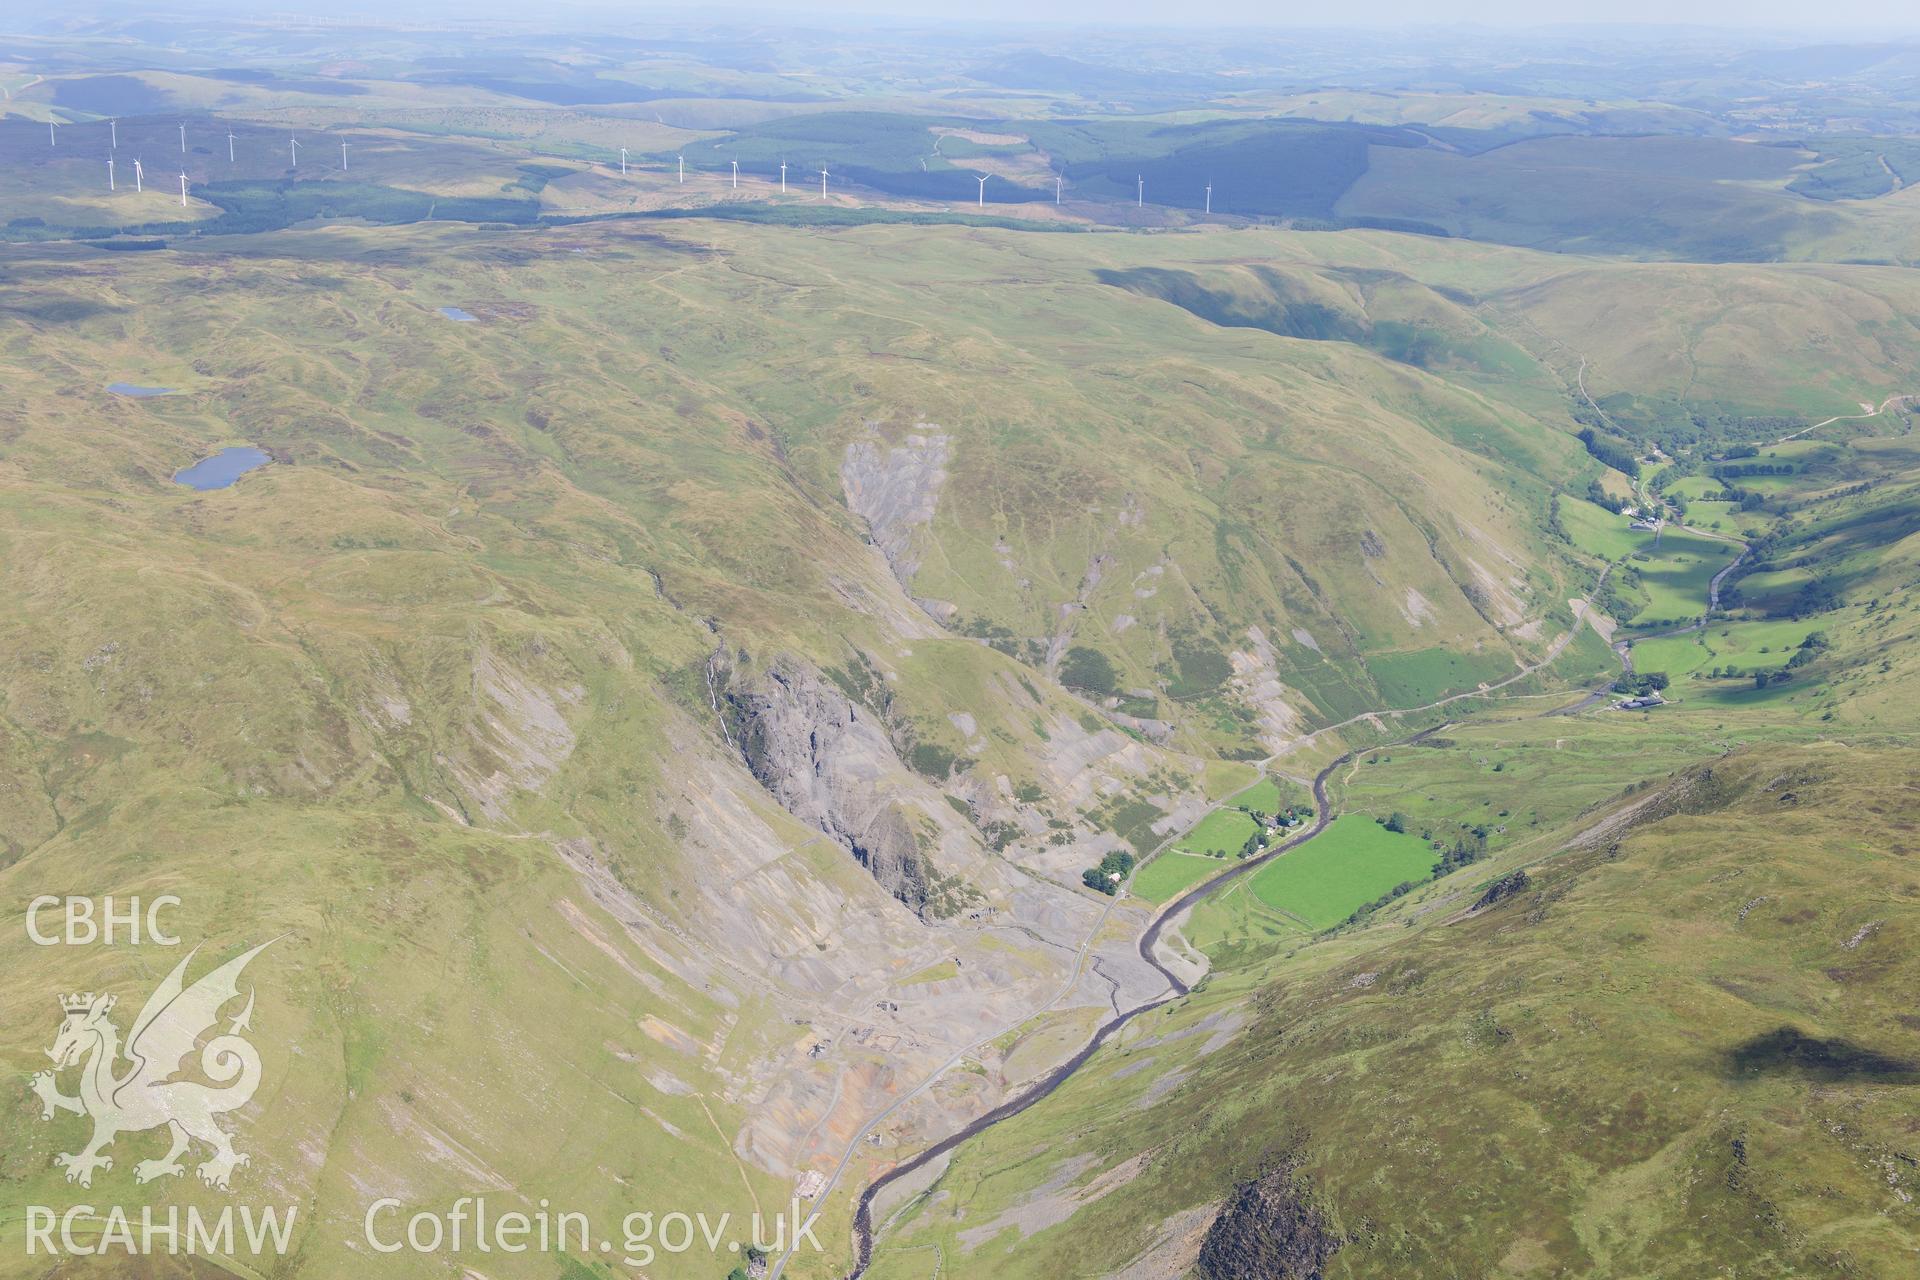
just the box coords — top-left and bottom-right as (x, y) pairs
(48, 120), (56, 147)
(179, 171), (188, 207)
(340, 140), (348, 172)
(178, 123), (185, 153)
(134, 157), (143, 193)
(110, 118), (117, 149)
(228, 129), (236, 163)
(107, 156), (114, 190)
(677, 153), (684, 184)
(779, 161), (787, 193)
(289, 136), (299, 169)
(619, 147), (628, 176)
(730, 158), (738, 189)
(1204, 181), (1212, 215)
(818, 167), (829, 199)
(1055, 174), (1062, 205)
(975, 173), (988, 208)
(1136, 174), (1143, 208)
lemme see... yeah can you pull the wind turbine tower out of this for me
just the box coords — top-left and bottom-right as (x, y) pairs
(179, 171), (188, 207)
(619, 147), (628, 176)
(289, 136), (299, 169)
(48, 120), (55, 147)
(1055, 174), (1062, 205)
(228, 130), (236, 163)
(110, 118), (117, 149)
(340, 140), (348, 172)
(677, 153), (684, 184)
(780, 161), (788, 193)
(731, 158), (739, 189)
(178, 123), (185, 153)
(107, 157), (114, 191)
(976, 173), (988, 208)
(1137, 174), (1143, 208)
(1205, 182), (1212, 214)
(819, 167), (829, 199)
(134, 158), (143, 193)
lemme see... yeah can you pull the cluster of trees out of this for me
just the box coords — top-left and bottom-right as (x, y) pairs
(1343, 879), (1423, 927)
(1547, 493), (1571, 543)
(1243, 804), (1310, 828)
(1584, 480), (1628, 514)
(1591, 563), (1640, 621)
(1717, 485), (1770, 512)
(1436, 827), (1489, 875)
(1788, 578), (1841, 619)
(1789, 631), (1832, 666)
(1577, 427), (1642, 478)
(1613, 670), (1671, 697)
(1081, 849), (1136, 895)
(1702, 636), (1826, 685)
(1712, 461), (1795, 478)
(726, 1245), (770, 1280)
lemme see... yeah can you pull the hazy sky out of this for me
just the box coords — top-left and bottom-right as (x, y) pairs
(687, 0), (1920, 28)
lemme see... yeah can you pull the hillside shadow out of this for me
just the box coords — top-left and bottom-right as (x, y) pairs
(1728, 1026), (1920, 1083)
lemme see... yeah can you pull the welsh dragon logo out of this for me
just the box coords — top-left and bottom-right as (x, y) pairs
(29, 941), (274, 1191)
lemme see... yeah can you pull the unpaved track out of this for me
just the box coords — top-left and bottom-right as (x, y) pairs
(815, 587), (1621, 1277)
(1771, 393), (1911, 445)
(799, 376), (1911, 1278)
(826, 732), (1418, 1280)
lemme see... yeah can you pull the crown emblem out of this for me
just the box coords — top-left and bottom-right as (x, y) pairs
(60, 992), (104, 1014)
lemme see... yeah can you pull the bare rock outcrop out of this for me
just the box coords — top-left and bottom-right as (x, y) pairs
(1197, 1154), (1342, 1280)
(1472, 868), (1531, 910)
(840, 425), (950, 589)
(725, 658), (946, 916)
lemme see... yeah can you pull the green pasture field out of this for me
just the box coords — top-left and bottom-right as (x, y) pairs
(1559, 496), (1643, 561)
(1630, 617), (1823, 682)
(1666, 475), (1734, 501)
(1245, 814), (1437, 928)
(1227, 777), (1285, 811)
(1130, 851), (1223, 903)
(1172, 807), (1260, 857)
(1623, 528), (1740, 628)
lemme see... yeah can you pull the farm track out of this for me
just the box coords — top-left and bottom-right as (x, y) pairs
(831, 735), (1395, 1280)
(816, 584), (1626, 1279)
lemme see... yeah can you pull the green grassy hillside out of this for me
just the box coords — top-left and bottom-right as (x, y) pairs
(3, 202), (1917, 1280)
(0, 216), (1597, 1277)
(871, 741), (1920, 1280)
(854, 326), (1920, 1280)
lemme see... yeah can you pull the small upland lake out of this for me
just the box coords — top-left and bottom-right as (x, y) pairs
(174, 446), (271, 490)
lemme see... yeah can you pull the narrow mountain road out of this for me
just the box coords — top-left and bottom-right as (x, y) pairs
(1627, 531), (1747, 646)
(770, 877), (1125, 1280)
(800, 378), (1908, 1279)
(806, 580), (1623, 1279)
(1771, 393), (1911, 445)
(826, 734), (1411, 1280)
(770, 726), (1292, 1280)
(1255, 564), (1616, 765)
(1560, 526), (1749, 715)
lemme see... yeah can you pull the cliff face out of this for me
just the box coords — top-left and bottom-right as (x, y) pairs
(726, 658), (939, 915)
(1197, 1156), (1342, 1280)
